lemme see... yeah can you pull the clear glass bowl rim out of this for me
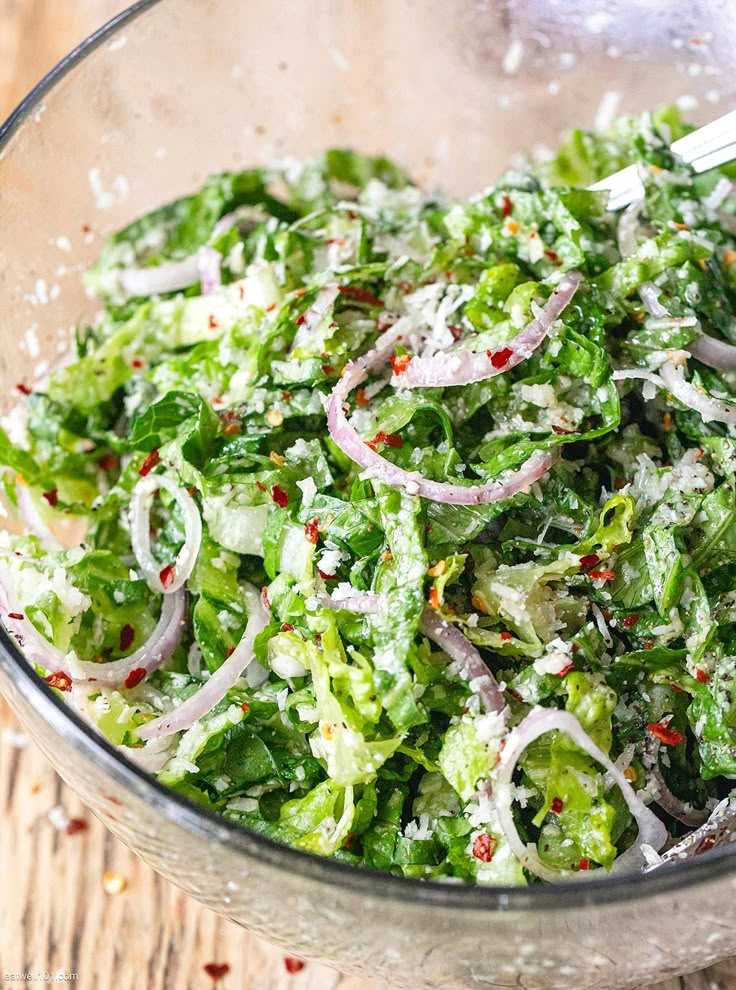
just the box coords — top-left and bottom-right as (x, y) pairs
(1, 0), (733, 914)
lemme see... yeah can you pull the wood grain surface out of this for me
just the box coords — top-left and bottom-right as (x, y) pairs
(0, 4), (733, 990)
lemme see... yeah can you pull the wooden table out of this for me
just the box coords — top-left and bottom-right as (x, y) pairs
(0, 4), (732, 989)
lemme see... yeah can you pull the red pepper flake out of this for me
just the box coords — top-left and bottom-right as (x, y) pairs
(261, 587), (271, 611)
(203, 962), (230, 982)
(208, 314), (219, 330)
(304, 519), (320, 544)
(500, 631), (513, 641)
(272, 485), (289, 508)
(97, 453), (118, 472)
(355, 388), (370, 407)
(119, 624), (135, 652)
(551, 424), (577, 435)
(131, 358), (143, 369)
(449, 324), (464, 342)
(139, 448), (160, 477)
(7, 612), (24, 620)
(281, 390), (292, 401)
(317, 569), (339, 581)
(44, 671), (72, 692)
(295, 314), (306, 327)
(321, 364), (334, 375)
(557, 663), (574, 677)
(366, 431), (403, 451)
(501, 194), (514, 217)
(226, 646), (235, 659)
(390, 353), (413, 376)
(241, 702), (250, 713)
(223, 422), (241, 436)
(646, 722), (683, 747)
(159, 564), (175, 589)
(696, 668), (710, 684)
(338, 285), (383, 307)
(366, 431), (386, 451)
(488, 347), (513, 369)
(577, 858), (590, 871)
(42, 488), (59, 507)
(472, 832), (497, 862)
(578, 554), (601, 572)
(65, 818), (87, 836)
(284, 957), (306, 975)
(428, 587), (440, 610)
(124, 667), (146, 690)
(255, 480), (267, 492)
(16, 383), (31, 396)
(344, 831), (356, 850)
(281, 622), (295, 632)
(588, 570), (615, 581)
(545, 250), (560, 263)
(550, 797), (564, 814)
(622, 614), (639, 629)
(265, 303), (276, 313)
(82, 223), (91, 234)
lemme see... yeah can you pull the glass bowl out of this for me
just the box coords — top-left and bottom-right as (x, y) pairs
(1, 2), (736, 987)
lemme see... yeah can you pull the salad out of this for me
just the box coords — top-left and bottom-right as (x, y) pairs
(3, 108), (736, 884)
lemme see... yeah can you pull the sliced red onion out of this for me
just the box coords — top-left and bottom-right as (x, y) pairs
(494, 706), (667, 882)
(15, 484), (60, 547)
(0, 572), (70, 675)
(0, 568), (185, 688)
(70, 588), (185, 687)
(198, 247), (222, 295)
(130, 475), (202, 593)
(646, 796), (736, 870)
(119, 255), (201, 300)
(614, 360), (736, 425)
(137, 584), (268, 740)
(419, 610), (505, 714)
(119, 247), (222, 300)
(391, 271), (582, 389)
(689, 334), (736, 370)
(659, 357), (736, 424)
(326, 325), (557, 504)
(644, 737), (709, 828)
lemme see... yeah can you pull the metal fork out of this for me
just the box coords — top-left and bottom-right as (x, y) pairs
(589, 109), (736, 211)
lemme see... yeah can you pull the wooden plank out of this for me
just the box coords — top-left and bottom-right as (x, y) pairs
(0, 3), (733, 989)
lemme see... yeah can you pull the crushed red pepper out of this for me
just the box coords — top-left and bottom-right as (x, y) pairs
(272, 485), (289, 508)
(138, 448), (160, 477)
(488, 347), (513, 369)
(472, 833), (497, 862)
(203, 962), (230, 982)
(124, 667), (146, 690)
(119, 624), (135, 652)
(646, 722), (683, 747)
(159, 564), (176, 589)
